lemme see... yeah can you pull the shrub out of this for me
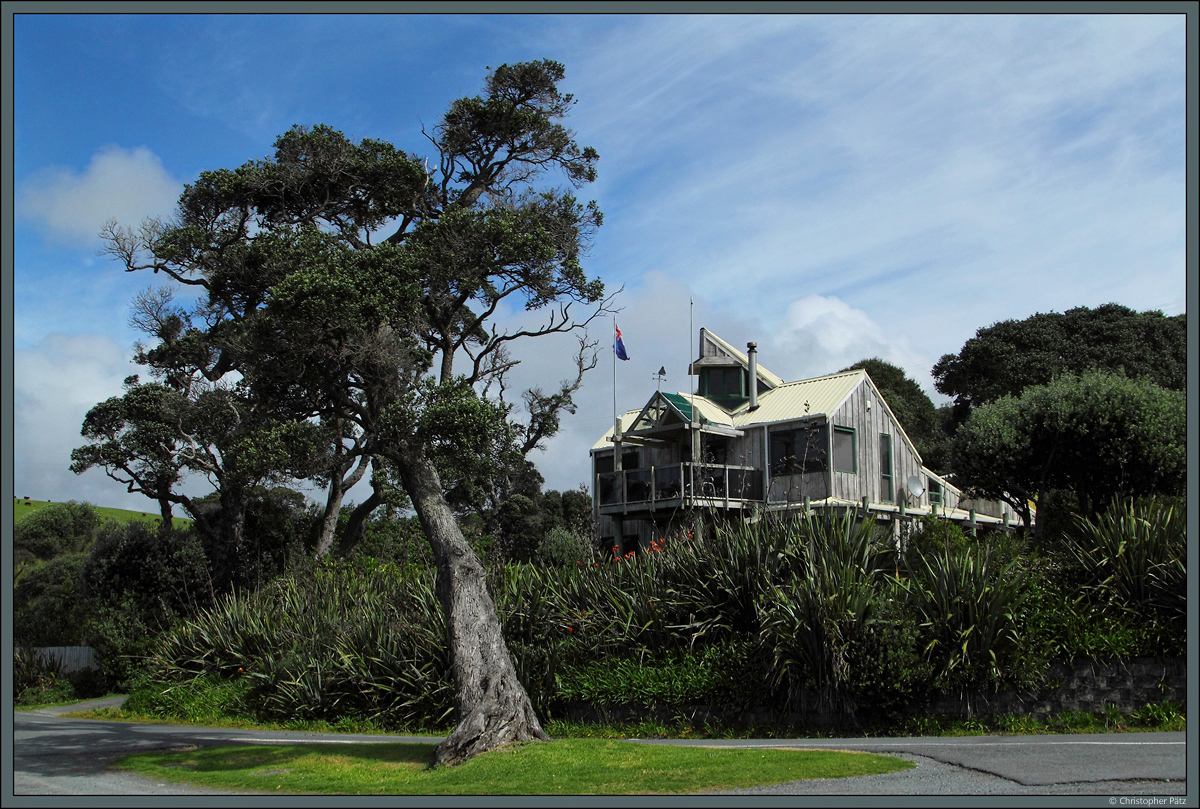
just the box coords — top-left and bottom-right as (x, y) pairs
(1065, 496), (1185, 618)
(554, 642), (767, 709)
(142, 559), (454, 730)
(13, 552), (88, 646)
(901, 541), (1031, 692)
(78, 522), (212, 689)
(758, 512), (893, 715)
(536, 526), (589, 567)
(14, 501), (104, 565)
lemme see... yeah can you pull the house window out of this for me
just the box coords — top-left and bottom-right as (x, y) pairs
(833, 426), (856, 473)
(770, 423), (827, 474)
(928, 477), (942, 506)
(701, 367), (744, 398)
(879, 433), (893, 502)
(594, 450), (640, 474)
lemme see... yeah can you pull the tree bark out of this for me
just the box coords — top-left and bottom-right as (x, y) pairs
(392, 441), (548, 766)
(338, 486), (383, 557)
(315, 453), (371, 557)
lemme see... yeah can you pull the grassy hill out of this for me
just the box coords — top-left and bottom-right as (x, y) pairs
(12, 497), (193, 529)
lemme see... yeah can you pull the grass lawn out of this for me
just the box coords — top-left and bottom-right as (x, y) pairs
(114, 737), (912, 795)
(12, 497), (192, 529)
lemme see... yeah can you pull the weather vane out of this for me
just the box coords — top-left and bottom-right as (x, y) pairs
(654, 366), (667, 393)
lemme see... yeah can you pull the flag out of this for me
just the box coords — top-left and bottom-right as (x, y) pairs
(614, 322), (629, 361)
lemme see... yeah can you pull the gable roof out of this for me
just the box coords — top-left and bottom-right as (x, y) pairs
(690, 328), (786, 389)
(589, 391), (741, 452)
(731, 369), (865, 426)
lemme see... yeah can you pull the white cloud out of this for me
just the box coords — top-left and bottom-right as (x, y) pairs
(12, 334), (183, 512)
(771, 294), (927, 383)
(18, 146), (180, 245)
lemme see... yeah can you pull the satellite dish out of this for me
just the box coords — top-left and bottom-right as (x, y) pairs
(906, 475), (925, 500)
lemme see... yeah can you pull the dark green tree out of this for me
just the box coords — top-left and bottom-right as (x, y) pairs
(85, 59), (613, 765)
(932, 303), (1186, 427)
(949, 371), (1185, 539)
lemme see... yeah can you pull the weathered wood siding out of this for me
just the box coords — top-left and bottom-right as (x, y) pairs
(829, 381), (924, 506)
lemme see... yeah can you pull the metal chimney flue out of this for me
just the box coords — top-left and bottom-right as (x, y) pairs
(747, 342), (759, 410)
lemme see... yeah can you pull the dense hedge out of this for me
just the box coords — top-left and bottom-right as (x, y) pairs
(124, 499), (1185, 731)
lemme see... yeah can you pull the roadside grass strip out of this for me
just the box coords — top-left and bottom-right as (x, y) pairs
(114, 738), (912, 795)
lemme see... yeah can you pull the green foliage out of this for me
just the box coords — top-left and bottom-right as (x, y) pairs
(13, 501), (103, 564)
(554, 643), (765, 708)
(1132, 700), (1184, 728)
(13, 553), (88, 646)
(129, 504), (1183, 731)
(78, 521), (212, 688)
(758, 513), (893, 715)
(124, 673), (257, 725)
(13, 647), (72, 706)
(536, 526), (589, 567)
(1065, 497), (1186, 618)
(904, 515), (971, 559)
(933, 303), (1187, 417)
(142, 560), (454, 730)
(901, 541), (1032, 691)
(950, 371), (1186, 531)
(79, 521), (211, 622)
(495, 493), (543, 563)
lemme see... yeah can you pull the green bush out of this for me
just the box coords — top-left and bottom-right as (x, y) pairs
(1065, 496), (1185, 617)
(904, 515), (971, 561)
(554, 642), (767, 709)
(901, 541), (1031, 692)
(78, 522), (213, 689)
(536, 526), (589, 567)
(13, 501), (104, 563)
(142, 559), (454, 730)
(13, 552), (88, 646)
(14, 647), (71, 705)
(758, 512), (893, 715)
(124, 673), (256, 724)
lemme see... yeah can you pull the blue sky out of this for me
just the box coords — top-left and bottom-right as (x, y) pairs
(8, 10), (1189, 511)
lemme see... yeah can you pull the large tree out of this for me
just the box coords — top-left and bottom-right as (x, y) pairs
(949, 371), (1185, 538)
(932, 303), (1186, 427)
(79, 59), (614, 764)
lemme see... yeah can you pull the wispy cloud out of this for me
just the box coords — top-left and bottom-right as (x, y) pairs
(11, 12), (1186, 508)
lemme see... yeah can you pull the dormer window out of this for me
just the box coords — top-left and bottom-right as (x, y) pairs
(699, 366), (747, 407)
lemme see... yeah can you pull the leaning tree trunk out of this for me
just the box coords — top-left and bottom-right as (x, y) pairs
(392, 442), (548, 766)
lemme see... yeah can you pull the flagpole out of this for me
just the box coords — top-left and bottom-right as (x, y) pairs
(612, 316), (617, 432)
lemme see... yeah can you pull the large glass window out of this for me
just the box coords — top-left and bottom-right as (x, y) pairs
(770, 423), (827, 474)
(833, 426), (856, 473)
(879, 433), (892, 502)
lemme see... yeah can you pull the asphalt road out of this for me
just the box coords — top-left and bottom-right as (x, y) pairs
(8, 697), (1192, 801)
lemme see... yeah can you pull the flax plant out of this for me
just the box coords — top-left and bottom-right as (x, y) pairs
(901, 542), (1028, 691)
(1065, 497), (1185, 618)
(758, 511), (891, 716)
(147, 561), (454, 729)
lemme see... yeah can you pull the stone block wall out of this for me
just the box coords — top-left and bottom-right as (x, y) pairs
(927, 657), (1187, 720)
(556, 656), (1186, 727)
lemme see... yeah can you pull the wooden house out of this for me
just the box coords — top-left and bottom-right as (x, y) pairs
(591, 328), (1016, 554)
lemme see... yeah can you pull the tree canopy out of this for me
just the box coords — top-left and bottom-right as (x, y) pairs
(932, 303), (1186, 424)
(949, 371), (1185, 536)
(73, 59), (612, 765)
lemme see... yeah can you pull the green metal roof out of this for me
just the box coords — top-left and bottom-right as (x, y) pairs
(661, 392), (693, 421)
